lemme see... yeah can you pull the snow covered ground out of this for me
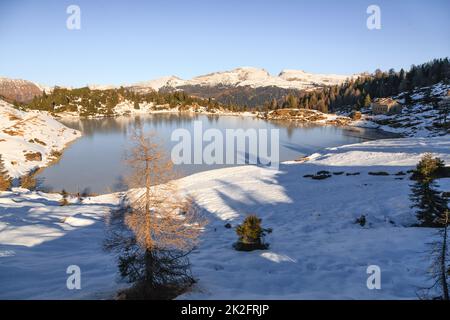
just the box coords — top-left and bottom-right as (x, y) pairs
(0, 100), (81, 178)
(1, 136), (449, 299)
(0, 189), (123, 299)
(178, 137), (450, 299)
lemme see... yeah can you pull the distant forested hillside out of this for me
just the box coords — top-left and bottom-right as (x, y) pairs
(22, 87), (237, 116)
(161, 84), (304, 111)
(273, 58), (450, 113)
(159, 58), (449, 113)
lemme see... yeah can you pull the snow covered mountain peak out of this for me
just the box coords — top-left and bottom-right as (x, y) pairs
(132, 67), (352, 91)
(277, 69), (351, 85)
(189, 67), (272, 87)
(133, 75), (184, 91)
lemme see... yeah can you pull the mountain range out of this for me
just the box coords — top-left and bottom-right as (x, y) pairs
(0, 67), (353, 105)
(131, 67), (352, 91)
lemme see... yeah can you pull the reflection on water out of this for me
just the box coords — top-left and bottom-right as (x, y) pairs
(37, 114), (396, 194)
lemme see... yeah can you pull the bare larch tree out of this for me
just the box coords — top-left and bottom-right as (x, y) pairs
(105, 128), (206, 299)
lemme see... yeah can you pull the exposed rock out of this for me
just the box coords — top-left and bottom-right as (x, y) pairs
(0, 78), (42, 103)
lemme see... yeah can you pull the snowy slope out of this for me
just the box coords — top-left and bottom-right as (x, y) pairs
(351, 83), (450, 138)
(1, 136), (449, 299)
(0, 99), (81, 178)
(0, 190), (122, 299)
(177, 137), (450, 299)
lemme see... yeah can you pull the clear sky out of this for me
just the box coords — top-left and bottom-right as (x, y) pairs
(0, 0), (449, 87)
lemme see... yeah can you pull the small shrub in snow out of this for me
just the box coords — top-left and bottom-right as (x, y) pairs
(355, 215), (366, 227)
(20, 172), (37, 190)
(350, 111), (362, 120)
(60, 189), (69, 206)
(234, 215), (269, 251)
(0, 174), (11, 191)
(50, 150), (62, 159)
(0, 157), (11, 191)
(76, 188), (91, 203)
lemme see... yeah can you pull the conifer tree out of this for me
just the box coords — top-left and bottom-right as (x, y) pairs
(363, 94), (372, 108)
(286, 94), (298, 109)
(410, 154), (448, 227)
(410, 180), (447, 227)
(105, 129), (206, 299)
(234, 215), (270, 251)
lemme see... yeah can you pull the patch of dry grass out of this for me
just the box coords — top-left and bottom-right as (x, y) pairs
(24, 151), (42, 162)
(2, 129), (23, 136)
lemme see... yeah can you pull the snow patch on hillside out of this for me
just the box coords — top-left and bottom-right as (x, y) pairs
(0, 100), (81, 178)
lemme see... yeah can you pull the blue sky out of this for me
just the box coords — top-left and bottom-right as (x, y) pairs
(0, 0), (449, 87)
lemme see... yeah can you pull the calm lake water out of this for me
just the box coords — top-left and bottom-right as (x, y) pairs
(37, 113), (396, 194)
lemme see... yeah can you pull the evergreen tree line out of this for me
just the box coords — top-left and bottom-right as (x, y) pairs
(266, 58), (450, 113)
(23, 86), (232, 116)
